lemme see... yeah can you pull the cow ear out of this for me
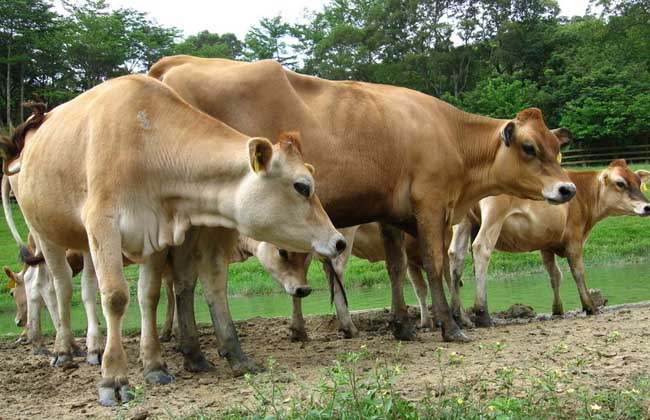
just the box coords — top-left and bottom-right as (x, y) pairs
(635, 169), (650, 183)
(305, 163), (315, 175)
(4, 266), (16, 288)
(247, 137), (274, 174)
(551, 128), (572, 148)
(500, 121), (515, 147)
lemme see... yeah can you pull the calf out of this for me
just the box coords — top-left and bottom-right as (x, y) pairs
(448, 159), (650, 326)
(5, 75), (344, 406)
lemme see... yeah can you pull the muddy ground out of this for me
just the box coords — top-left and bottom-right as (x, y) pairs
(1, 302), (649, 420)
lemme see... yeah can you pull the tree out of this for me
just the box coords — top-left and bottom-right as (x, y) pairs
(245, 15), (297, 66)
(171, 31), (243, 59)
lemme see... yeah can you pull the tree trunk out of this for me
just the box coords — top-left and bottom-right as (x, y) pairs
(6, 43), (11, 129)
(20, 62), (24, 122)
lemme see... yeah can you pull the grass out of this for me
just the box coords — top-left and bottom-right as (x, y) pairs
(1, 162), (650, 312)
(155, 344), (650, 420)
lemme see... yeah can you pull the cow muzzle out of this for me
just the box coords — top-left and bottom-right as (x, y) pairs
(15, 318), (25, 328)
(634, 203), (650, 217)
(313, 232), (347, 259)
(543, 182), (576, 204)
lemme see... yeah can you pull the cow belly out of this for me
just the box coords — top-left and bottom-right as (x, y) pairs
(495, 213), (564, 253)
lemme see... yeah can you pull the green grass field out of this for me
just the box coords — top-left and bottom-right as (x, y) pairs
(1, 163), (650, 313)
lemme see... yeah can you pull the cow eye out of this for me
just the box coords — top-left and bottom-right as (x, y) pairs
(278, 249), (289, 260)
(293, 182), (311, 198)
(522, 143), (536, 157)
(616, 181), (627, 189)
(9, 290), (14, 297)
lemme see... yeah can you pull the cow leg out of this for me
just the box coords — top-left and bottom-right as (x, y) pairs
(198, 230), (262, 377)
(566, 246), (598, 315)
(540, 250), (564, 316)
(322, 257), (358, 338)
(447, 222), (474, 328)
(406, 264), (433, 330)
(81, 252), (104, 365)
(25, 266), (49, 355)
(85, 215), (132, 406)
(289, 296), (308, 342)
(379, 224), (413, 340)
(470, 216), (504, 328)
(38, 241), (76, 367)
(171, 229), (214, 373)
(159, 270), (175, 343)
(138, 251), (173, 385)
(416, 205), (470, 343)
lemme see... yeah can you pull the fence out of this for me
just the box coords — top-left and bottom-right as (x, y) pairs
(562, 144), (650, 167)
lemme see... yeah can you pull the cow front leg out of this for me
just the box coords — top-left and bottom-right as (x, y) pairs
(566, 246), (598, 315)
(447, 223), (474, 328)
(416, 206), (470, 343)
(159, 271), (175, 343)
(171, 229), (214, 373)
(138, 252), (173, 385)
(406, 264), (433, 330)
(39, 242), (76, 367)
(470, 218), (503, 328)
(540, 250), (564, 315)
(323, 258), (358, 338)
(380, 224), (414, 341)
(289, 296), (309, 342)
(81, 252), (104, 365)
(85, 214), (132, 406)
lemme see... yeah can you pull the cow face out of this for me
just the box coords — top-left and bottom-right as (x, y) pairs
(237, 131), (346, 258)
(4, 266), (27, 328)
(255, 243), (313, 297)
(495, 108), (575, 204)
(598, 160), (650, 217)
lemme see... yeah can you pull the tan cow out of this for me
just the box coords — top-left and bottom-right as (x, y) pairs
(150, 56), (576, 354)
(4, 74), (345, 406)
(447, 159), (650, 326)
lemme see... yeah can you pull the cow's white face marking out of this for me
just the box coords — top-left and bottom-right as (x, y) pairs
(137, 110), (151, 129)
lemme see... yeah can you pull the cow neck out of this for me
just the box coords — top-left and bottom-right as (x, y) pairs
(165, 119), (252, 230)
(567, 170), (607, 232)
(449, 109), (503, 206)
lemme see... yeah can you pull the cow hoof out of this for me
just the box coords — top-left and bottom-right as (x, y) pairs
(443, 328), (472, 343)
(87, 351), (102, 366)
(289, 328), (309, 342)
(16, 336), (29, 345)
(98, 384), (132, 407)
(159, 332), (172, 343)
(419, 319), (435, 331)
(389, 319), (416, 341)
(184, 356), (216, 373)
(231, 359), (265, 377)
(145, 369), (174, 385)
(584, 306), (599, 316)
(453, 312), (475, 329)
(340, 326), (359, 339)
(33, 346), (51, 356)
(472, 307), (493, 328)
(51, 352), (74, 367)
(72, 345), (86, 358)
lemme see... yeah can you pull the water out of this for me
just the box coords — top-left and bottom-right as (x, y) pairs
(2, 263), (650, 337)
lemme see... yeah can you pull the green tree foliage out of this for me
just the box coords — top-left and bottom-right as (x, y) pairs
(245, 16), (297, 66)
(170, 31), (243, 59)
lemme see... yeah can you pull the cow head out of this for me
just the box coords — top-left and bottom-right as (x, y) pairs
(598, 160), (650, 217)
(4, 266), (27, 328)
(236, 131), (346, 258)
(255, 243), (313, 297)
(495, 108), (575, 204)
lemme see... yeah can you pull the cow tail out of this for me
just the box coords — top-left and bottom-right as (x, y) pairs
(1, 102), (47, 176)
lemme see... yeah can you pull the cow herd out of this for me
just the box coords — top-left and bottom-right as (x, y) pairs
(1, 55), (648, 407)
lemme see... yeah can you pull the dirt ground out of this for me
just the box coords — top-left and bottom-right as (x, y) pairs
(1, 302), (649, 420)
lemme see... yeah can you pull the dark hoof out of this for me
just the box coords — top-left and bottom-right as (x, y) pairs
(15, 336), (29, 345)
(389, 319), (416, 341)
(472, 307), (493, 328)
(340, 326), (359, 339)
(72, 344), (86, 358)
(183, 356), (216, 373)
(231, 358), (265, 377)
(51, 352), (74, 367)
(583, 306), (599, 316)
(145, 368), (174, 385)
(87, 351), (102, 366)
(159, 331), (172, 343)
(33, 346), (51, 356)
(453, 311), (476, 329)
(289, 328), (309, 342)
(98, 384), (132, 407)
(442, 328), (472, 343)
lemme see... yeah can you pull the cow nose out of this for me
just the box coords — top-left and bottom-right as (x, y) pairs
(294, 286), (312, 298)
(558, 184), (576, 200)
(335, 239), (347, 254)
(644, 205), (650, 214)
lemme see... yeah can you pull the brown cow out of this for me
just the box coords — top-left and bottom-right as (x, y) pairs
(149, 56), (576, 354)
(7, 75), (345, 406)
(447, 159), (650, 326)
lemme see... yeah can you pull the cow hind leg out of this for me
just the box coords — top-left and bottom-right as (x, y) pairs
(159, 271), (175, 343)
(380, 224), (414, 341)
(81, 252), (104, 365)
(323, 259), (358, 338)
(540, 250), (564, 316)
(139, 252), (173, 385)
(24, 266), (49, 355)
(289, 296), (309, 342)
(448, 222), (474, 328)
(39, 241), (76, 367)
